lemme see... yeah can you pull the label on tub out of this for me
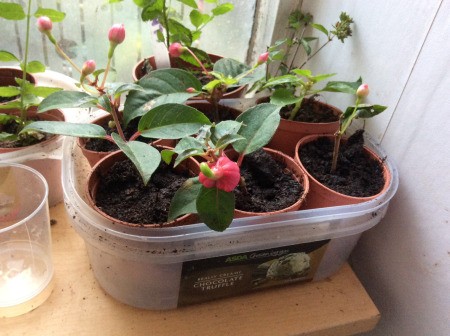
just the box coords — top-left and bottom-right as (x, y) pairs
(178, 240), (329, 306)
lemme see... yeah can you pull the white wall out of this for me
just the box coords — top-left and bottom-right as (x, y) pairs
(298, 1), (450, 335)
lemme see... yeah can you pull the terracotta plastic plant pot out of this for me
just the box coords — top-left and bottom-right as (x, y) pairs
(0, 107), (65, 206)
(257, 97), (341, 157)
(185, 101), (242, 122)
(77, 114), (113, 167)
(0, 67), (36, 87)
(294, 134), (392, 210)
(230, 147), (309, 218)
(133, 54), (247, 99)
(86, 148), (200, 228)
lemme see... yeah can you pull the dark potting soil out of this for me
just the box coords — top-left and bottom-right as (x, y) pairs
(235, 149), (303, 212)
(94, 159), (190, 225)
(85, 118), (151, 152)
(298, 130), (385, 197)
(280, 96), (339, 123)
(0, 117), (53, 148)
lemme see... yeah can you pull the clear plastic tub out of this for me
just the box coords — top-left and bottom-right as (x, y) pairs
(62, 130), (398, 310)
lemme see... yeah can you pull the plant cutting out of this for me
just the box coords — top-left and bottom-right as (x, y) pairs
(0, 1), (64, 147)
(295, 83), (390, 209)
(265, 10), (354, 77)
(26, 18), (208, 165)
(162, 102), (308, 232)
(248, 10), (355, 156)
(108, 0), (235, 81)
(0, 1), (66, 206)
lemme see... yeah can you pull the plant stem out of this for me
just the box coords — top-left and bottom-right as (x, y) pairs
(287, 26), (307, 72)
(330, 133), (341, 173)
(20, 0), (33, 120)
(186, 47), (209, 74)
(99, 56), (112, 89)
(288, 97), (304, 121)
(53, 43), (83, 74)
(299, 36), (333, 69)
(162, 0), (170, 49)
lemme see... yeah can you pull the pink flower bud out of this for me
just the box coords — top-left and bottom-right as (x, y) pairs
(199, 155), (240, 192)
(37, 16), (53, 33)
(169, 43), (185, 58)
(82, 60), (96, 76)
(108, 24), (125, 45)
(257, 51), (269, 65)
(186, 87), (196, 93)
(356, 84), (369, 98)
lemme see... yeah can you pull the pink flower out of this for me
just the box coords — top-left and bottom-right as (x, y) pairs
(81, 60), (96, 76)
(37, 16), (53, 33)
(356, 84), (369, 98)
(169, 43), (185, 58)
(257, 51), (269, 65)
(108, 24), (125, 45)
(199, 155), (241, 192)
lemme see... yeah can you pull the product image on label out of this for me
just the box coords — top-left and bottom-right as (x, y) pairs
(178, 240), (329, 306)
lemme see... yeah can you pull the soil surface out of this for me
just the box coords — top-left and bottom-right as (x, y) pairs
(235, 149), (303, 212)
(280, 96), (340, 123)
(94, 159), (190, 225)
(298, 130), (385, 197)
(0, 116), (54, 148)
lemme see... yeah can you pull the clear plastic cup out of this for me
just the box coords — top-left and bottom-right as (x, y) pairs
(0, 163), (54, 317)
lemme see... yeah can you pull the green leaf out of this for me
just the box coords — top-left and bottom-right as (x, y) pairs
(291, 69), (312, 77)
(168, 18), (193, 46)
(190, 9), (210, 28)
(112, 133), (161, 186)
(212, 3), (234, 16)
(270, 88), (302, 106)
(21, 121), (107, 138)
(263, 74), (299, 88)
(171, 136), (204, 155)
(0, 113), (20, 124)
(168, 177), (201, 220)
(34, 8), (66, 22)
(177, 0), (197, 8)
(0, 132), (17, 141)
(123, 68), (201, 125)
(28, 86), (62, 98)
(213, 58), (250, 79)
(323, 78), (362, 94)
(0, 51), (19, 62)
(234, 103), (281, 155)
(110, 83), (145, 99)
(0, 86), (20, 97)
(212, 120), (242, 140)
(300, 38), (312, 56)
(197, 186), (235, 232)
(311, 23), (329, 36)
(98, 94), (113, 113)
(23, 59), (46, 73)
(0, 101), (21, 110)
(179, 46), (211, 67)
(310, 73), (336, 83)
(138, 103), (211, 139)
(355, 104), (387, 119)
(0, 3), (26, 20)
(38, 91), (97, 112)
